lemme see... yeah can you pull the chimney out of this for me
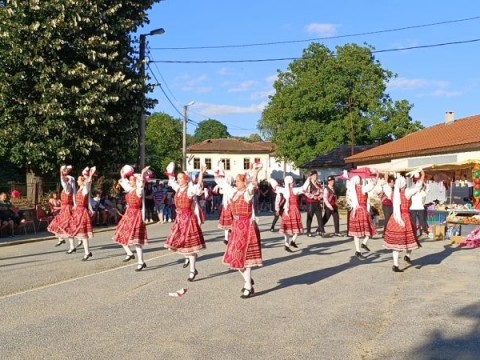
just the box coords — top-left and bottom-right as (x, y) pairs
(445, 111), (455, 124)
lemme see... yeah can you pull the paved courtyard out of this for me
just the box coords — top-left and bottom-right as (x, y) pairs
(0, 213), (479, 359)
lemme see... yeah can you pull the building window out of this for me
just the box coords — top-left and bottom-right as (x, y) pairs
(221, 159), (231, 170)
(254, 158), (261, 164)
(193, 158), (200, 170)
(205, 158), (212, 170)
(243, 158), (250, 170)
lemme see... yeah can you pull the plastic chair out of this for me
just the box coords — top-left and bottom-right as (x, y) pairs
(36, 205), (54, 231)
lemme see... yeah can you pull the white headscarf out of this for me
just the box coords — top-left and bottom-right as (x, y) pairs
(392, 176), (406, 227)
(346, 176), (360, 214)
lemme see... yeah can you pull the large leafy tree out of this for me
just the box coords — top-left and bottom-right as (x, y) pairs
(0, 0), (159, 176)
(259, 43), (423, 166)
(145, 112), (182, 175)
(193, 119), (230, 142)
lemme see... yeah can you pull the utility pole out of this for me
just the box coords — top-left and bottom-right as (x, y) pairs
(183, 101), (194, 171)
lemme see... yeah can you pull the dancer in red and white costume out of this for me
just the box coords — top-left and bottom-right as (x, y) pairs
(216, 163), (262, 299)
(270, 176), (304, 252)
(164, 162), (206, 281)
(47, 165), (77, 250)
(215, 176), (234, 245)
(384, 171), (424, 272)
(346, 174), (377, 259)
(65, 166), (96, 261)
(113, 165), (150, 271)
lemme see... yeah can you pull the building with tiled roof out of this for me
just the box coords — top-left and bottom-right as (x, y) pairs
(345, 113), (480, 171)
(186, 138), (300, 180)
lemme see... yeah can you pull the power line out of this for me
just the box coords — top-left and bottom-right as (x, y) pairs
(150, 37), (480, 64)
(151, 16), (480, 50)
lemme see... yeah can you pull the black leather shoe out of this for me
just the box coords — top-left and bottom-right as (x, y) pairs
(240, 287), (255, 299)
(187, 269), (198, 282)
(284, 245), (293, 253)
(66, 248), (76, 254)
(55, 239), (66, 247)
(81, 252), (92, 261)
(241, 278), (255, 292)
(223, 240), (228, 245)
(123, 254), (135, 262)
(404, 255), (412, 264)
(361, 243), (371, 252)
(355, 251), (366, 260)
(290, 241), (298, 248)
(392, 265), (403, 272)
(135, 262), (147, 272)
(183, 258), (190, 268)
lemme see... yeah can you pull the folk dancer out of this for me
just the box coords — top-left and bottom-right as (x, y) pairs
(47, 165), (77, 250)
(215, 162), (262, 299)
(64, 167), (96, 261)
(215, 176), (234, 245)
(384, 171), (425, 272)
(164, 163), (206, 281)
(322, 175), (341, 236)
(270, 176), (304, 252)
(269, 187), (286, 232)
(346, 174), (377, 259)
(375, 174), (395, 237)
(113, 165), (150, 271)
(302, 170), (326, 237)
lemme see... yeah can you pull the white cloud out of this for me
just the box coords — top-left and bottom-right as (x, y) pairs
(266, 74), (278, 87)
(228, 80), (259, 93)
(175, 74), (209, 93)
(250, 89), (274, 101)
(388, 77), (449, 90)
(195, 102), (266, 117)
(218, 67), (230, 76)
(431, 90), (463, 97)
(304, 23), (339, 37)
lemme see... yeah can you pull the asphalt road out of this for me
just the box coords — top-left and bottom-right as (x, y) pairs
(0, 213), (479, 360)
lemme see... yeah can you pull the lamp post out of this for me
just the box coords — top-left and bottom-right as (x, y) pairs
(139, 28), (165, 169)
(183, 101), (195, 171)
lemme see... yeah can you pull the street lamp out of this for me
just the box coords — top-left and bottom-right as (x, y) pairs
(139, 27), (165, 169)
(183, 101), (195, 171)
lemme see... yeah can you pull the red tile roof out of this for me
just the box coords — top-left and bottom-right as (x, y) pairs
(345, 114), (480, 164)
(187, 139), (275, 154)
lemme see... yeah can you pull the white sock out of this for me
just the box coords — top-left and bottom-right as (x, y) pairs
(362, 236), (370, 245)
(291, 234), (298, 244)
(68, 238), (75, 250)
(83, 239), (90, 255)
(354, 237), (361, 252)
(393, 250), (400, 266)
(135, 245), (144, 264)
(122, 245), (134, 256)
(188, 254), (196, 273)
(284, 235), (290, 247)
(243, 267), (252, 290)
(224, 230), (229, 241)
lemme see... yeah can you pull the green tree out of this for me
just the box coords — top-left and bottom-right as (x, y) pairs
(145, 112), (182, 175)
(193, 119), (230, 142)
(259, 43), (423, 166)
(0, 0), (159, 177)
(236, 134), (263, 143)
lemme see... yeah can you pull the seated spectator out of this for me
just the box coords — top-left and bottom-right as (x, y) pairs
(104, 196), (117, 224)
(90, 191), (107, 226)
(0, 192), (25, 236)
(48, 192), (62, 216)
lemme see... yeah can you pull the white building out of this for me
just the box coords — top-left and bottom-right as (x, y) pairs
(186, 139), (301, 180)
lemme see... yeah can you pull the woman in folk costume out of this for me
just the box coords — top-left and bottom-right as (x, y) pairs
(384, 171), (424, 272)
(66, 166), (96, 261)
(164, 162), (206, 281)
(47, 165), (77, 250)
(215, 162), (262, 299)
(113, 165), (150, 271)
(269, 176), (304, 252)
(346, 173), (377, 259)
(215, 176), (234, 245)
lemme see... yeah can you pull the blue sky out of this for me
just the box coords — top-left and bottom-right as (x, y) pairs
(140, 0), (480, 137)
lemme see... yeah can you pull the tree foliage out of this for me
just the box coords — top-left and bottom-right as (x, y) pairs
(145, 112), (182, 175)
(236, 133), (263, 143)
(193, 119), (230, 143)
(259, 43), (423, 166)
(0, 0), (159, 176)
